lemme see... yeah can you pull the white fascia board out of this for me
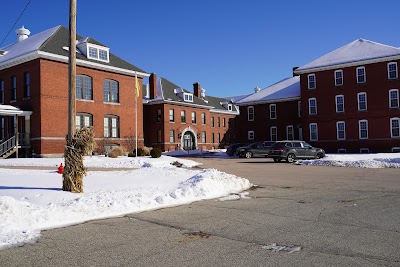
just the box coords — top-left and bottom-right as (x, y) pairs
(236, 97), (300, 106)
(295, 55), (400, 74)
(145, 99), (214, 110)
(210, 109), (239, 115)
(0, 51), (39, 71)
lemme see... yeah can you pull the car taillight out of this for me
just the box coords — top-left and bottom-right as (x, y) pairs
(276, 147), (284, 151)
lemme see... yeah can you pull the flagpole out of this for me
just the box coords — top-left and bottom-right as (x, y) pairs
(135, 71), (138, 157)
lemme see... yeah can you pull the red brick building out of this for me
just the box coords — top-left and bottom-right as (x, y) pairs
(0, 26), (148, 157)
(233, 76), (301, 143)
(143, 73), (239, 151)
(295, 39), (400, 153)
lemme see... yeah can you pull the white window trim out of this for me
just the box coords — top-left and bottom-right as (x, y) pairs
(389, 89), (399, 108)
(388, 62), (398, 80)
(308, 98), (317, 115)
(248, 130), (254, 140)
(358, 120), (369, 139)
(390, 117), (400, 138)
(356, 66), (366, 83)
(308, 74), (316, 89)
(269, 104), (277, 119)
(228, 104), (232, 111)
(286, 125), (294, 140)
(270, 126), (277, 141)
(357, 92), (367, 111)
(335, 95), (345, 113)
(183, 93), (193, 102)
(87, 44), (110, 63)
(334, 70), (343, 86)
(392, 147), (400, 152)
(248, 106), (254, 121)
(336, 121), (346, 140)
(309, 123), (318, 141)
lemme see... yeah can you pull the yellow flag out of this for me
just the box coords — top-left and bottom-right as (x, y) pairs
(135, 73), (140, 98)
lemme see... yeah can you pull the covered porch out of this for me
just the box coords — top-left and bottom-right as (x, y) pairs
(0, 105), (32, 158)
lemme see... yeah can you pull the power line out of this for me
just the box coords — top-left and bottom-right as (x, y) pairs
(0, 0), (32, 47)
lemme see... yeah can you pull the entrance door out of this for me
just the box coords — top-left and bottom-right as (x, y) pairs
(183, 132), (195, 150)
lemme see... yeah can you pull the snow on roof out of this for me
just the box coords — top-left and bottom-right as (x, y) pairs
(296, 38), (400, 72)
(0, 26), (60, 64)
(236, 76), (300, 104)
(0, 104), (23, 115)
(225, 94), (251, 103)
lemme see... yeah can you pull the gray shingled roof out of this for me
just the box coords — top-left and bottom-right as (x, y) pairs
(40, 26), (147, 73)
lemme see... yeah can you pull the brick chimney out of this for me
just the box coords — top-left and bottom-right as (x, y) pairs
(149, 73), (157, 99)
(193, 82), (201, 98)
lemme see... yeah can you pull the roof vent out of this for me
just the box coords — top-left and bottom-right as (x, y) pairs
(16, 26), (30, 42)
(254, 86), (261, 93)
(201, 88), (206, 97)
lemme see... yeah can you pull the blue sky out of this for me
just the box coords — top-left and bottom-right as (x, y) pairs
(2, 0), (400, 97)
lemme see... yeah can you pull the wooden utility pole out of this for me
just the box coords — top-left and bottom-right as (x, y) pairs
(68, 0), (76, 142)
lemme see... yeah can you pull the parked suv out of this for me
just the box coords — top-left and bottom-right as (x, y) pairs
(268, 141), (325, 163)
(226, 143), (248, 156)
(238, 141), (275, 158)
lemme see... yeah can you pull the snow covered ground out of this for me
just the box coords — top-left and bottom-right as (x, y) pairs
(0, 155), (251, 250)
(297, 153), (400, 168)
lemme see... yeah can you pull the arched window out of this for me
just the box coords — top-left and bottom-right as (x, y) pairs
(104, 79), (119, 103)
(76, 75), (92, 100)
(76, 113), (93, 130)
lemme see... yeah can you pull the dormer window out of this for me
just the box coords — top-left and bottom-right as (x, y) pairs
(87, 45), (109, 62)
(228, 104), (232, 111)
(184, 93), (193, 102)
(220, 101), (233, 111)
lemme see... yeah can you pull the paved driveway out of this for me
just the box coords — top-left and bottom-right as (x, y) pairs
(1, 157), (399, 267)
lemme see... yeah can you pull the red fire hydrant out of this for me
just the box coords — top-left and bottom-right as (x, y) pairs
(57, 163), (64, 174)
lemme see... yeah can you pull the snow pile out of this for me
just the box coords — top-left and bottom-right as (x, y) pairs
(297, 153), (400, 168)
(0, 156), (251, 249)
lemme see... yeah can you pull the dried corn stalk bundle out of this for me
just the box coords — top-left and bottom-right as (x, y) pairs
(62, 127), (95, 193)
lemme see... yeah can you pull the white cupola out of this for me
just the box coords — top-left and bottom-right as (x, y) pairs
(16, 26), (31, 42)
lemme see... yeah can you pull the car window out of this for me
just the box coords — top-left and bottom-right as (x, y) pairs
(285, 142), (292, 147)
(302, 142), (311, 148)
(293, 142), (302, 148)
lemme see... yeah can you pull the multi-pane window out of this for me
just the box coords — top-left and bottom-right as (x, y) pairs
(357, 67), (366, 83)
(76, 113), (93, 130)
(334, 70), (343, 86)
(389, 89), (399, 108)
(335, 95), (344, 113)
(183, 93), (193, 102)
(211, 116), (215, 127)
(270, 104), (276, 119)
(89, 47), (98, 58)
(24, 72), (30, 98)
(298, 101), (301, 117)
(181, 110), (186, 123)
(99, 49), (108, 61)
(104, 115), (119, 138)
(336, 121), (346, 140)
(211, 133), (215, 143)
(223, 118), (226, 127)
(248, 130), (254, 140)
(157, 129), (162, 143)
(11, 76), (16, 101)
(0, 79), (4, 104)
(388, 62), (398, 80)
(76, 75), (92, 100)
(270, 126), (277, 141)
(169, 109), (174, 122)
(217, 117), (220, 127)
(358, 92), (367, 111)
(308, 74), (316, 89)
(103, 79), (119, 103)
(309, 123), (318, 141)
(390, 118), (400, 138)
(359, 120), (368, 139)
(201, 131), (206, 143)
(157, 109), (162, 122)
(201, 112), (206, 124)
(88, 46), (109, 62)
(191, 111), (196, 123)
(169, 130), (174, 142)
(286, 125), (294, 140)
(248, 106), (254, 121)
(308, 98), (317, 115)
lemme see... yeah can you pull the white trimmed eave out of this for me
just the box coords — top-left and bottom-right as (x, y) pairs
(144, 99), (214, 110)
(236, 96), (300, 106)
(0, 50), (149, 78)
(210, 108), (239, 115)
(295, 54), (400, 75)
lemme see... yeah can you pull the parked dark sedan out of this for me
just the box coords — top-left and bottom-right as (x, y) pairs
(238, 141), (275, 158)
(268, 141), (325, 163)
(226, 143), (248, 156)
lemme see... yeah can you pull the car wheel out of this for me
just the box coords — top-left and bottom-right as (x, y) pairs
(316, 153), (323, 159)
(245, 152), (253, 158)
(273, 158), (281, 162)
(286, 153), (296, 163)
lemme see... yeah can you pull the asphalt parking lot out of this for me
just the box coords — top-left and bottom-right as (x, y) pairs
(1, 157), (399, 267)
